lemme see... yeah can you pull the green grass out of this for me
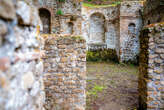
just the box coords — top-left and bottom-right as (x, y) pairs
(82, 2), (121, 8)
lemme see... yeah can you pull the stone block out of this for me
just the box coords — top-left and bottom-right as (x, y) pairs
(22, 72), (35, 89)
(0, 0), (16, 20)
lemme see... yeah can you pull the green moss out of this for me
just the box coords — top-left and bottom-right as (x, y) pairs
(58, 0), (65, 2)
(82, 2), (121, 8)
(87, 49), (119, 62)
(71, 36), (85, 41)
(57, 35), (86, 42)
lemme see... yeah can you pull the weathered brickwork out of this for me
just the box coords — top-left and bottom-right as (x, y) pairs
(42, 35), (86, 110)
(23, 0), (144, 63)
(82, 1), (143, 62)
(0, 0), (45, 110)
(82, 4), (120, 56)
(139, 23), (164, 110)
(120, 1), (143, 63)
(29, 0), (82, 34)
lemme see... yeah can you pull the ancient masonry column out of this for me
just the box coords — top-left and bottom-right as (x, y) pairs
(139, 23), (164, 110)
(43, 35), (86, 110)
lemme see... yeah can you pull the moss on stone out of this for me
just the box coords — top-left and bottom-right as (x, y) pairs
(55, 35), (86, 43)
(87, 49), (119, 62)
(82, 2), (120, 8)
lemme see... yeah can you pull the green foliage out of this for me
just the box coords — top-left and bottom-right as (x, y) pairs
(87, 49), (119, 62)
(83, 2), (118, 8)
(56, 9), (63, 15)
(58, 0), (65, 2)
(83, 0), (121, 7)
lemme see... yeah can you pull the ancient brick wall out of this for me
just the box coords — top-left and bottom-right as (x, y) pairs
(120, 1), (143, 63)
(31, 0), (83, 35)
(139, 23), (164, 110)
(81, 4), (120, 56)
(42, 35), (86, 110)
(59, 0), (83, 36)
(0, 0), (45, 110)
(31, 0), (59, 34)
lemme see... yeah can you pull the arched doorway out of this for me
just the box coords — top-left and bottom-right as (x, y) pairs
(89, 13), (105, 43)
(39, 8), (51, 34)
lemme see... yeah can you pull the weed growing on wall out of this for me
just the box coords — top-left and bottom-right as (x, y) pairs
(56, 9), (63, 15)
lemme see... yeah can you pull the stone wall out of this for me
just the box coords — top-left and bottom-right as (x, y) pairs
(42, 35), (86, 110)
(139, 23), (164, 110)
(143, 0), (164, 26)
(60, 15), (82, 35)
(31, 0), (82, 35)
(120, 1), (143, 63)
(36, 0), (59, 34)
(0, 0), (45, 110)
(81, 4), (120, 55)
(59, 0), (82, 36)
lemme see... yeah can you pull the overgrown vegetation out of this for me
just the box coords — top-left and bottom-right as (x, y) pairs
(84, 0), (122, 5)
(87, 84), (106, 98)
(87, 49), (119, 62)
(83, 2), (120, 8)
(58, 0), (65, 2)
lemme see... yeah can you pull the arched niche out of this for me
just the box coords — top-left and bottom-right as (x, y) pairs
(128, 23), (136, 34)
(66, 22), (73, 35)
(39, 8), (51, 34)
(89, 13), (105, 43)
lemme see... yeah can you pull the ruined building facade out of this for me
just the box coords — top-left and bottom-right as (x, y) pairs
(34, 0), (143, 63)
(0, 0), (164, 110)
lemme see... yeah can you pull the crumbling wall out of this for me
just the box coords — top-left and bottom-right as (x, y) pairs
(31, 0), (59, 34)
(59, 0), (82, 35)
(39, 8), (51, 34)
(120, 1), (143, 63)
(82, 4), (120, 55)
(143, 0), (164, 26)
(139, 23), (164, 110)
(33, 0), (82, 35)
(90, 13), (105, 44)
(0, 0), (45, 110)
(60, 0), (82, 15)
(60, 15), (82, 35)
(43, 35), (86, 110)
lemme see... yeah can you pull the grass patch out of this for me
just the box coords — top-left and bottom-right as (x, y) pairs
(87, 83), (106, 99)
(82, 2), (121, 8)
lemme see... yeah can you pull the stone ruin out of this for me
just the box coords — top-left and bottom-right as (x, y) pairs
(138, 0), (164, 109)
(0, 0), (163, 110)
(34, 0), (143, 63)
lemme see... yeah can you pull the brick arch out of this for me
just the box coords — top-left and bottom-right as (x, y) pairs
(39, 8), (51, 34)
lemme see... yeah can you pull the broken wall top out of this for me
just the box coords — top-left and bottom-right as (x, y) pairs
(120, 1), (143, 17)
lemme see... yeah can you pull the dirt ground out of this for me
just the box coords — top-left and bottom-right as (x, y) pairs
(86, 62), (138, 110)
